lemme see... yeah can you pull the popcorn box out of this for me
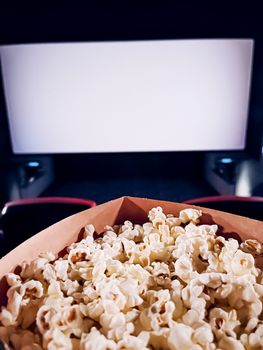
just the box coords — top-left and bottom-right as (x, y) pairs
(1, 196), (263, 306)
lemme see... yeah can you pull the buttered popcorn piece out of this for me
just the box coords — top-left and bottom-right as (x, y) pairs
(80, 327), (117, 350)
(179, 208), (202, 224)
(241, 239), (263, 256)
(1, 206), (263, 350)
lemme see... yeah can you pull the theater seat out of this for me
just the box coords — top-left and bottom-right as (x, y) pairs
(183, 195), (263, 221)
(0, 197), (96, 257)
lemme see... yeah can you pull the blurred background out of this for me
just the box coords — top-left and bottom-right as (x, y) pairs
(0, 0), (262, 245)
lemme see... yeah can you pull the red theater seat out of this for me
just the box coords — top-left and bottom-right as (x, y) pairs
(184, 195), (263, 221)
(0, 197), (96, 256)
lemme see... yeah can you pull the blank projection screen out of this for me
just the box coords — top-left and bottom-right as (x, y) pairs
(0, 40), (254, 153)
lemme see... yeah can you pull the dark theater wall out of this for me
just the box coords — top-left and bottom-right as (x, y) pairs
(0, 1), (262, 45)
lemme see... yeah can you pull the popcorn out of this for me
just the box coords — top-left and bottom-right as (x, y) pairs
(168, 323), (202, 350)
(230, 250), (255, 276)
(100, 312), (134, 341)
(1, 206), (263, 350)
(80, 298), (104, 320)
(118, 221), (142, 242)
(80, 327), (117, 350)
(209, 308), (240, 339)
(117, 332), (149, 350)
(193, 324), (214, 347)
(44, 328), (72, 350)
(6, 329), (41, 350)
(84, 224), (95, 238)
(219, 239), (240, 273)
(179, 208), (202, 224)
(174, 254), (198, 282)
(148, 206), (166, 227)
(150, 261), (170, 288)
(100, 280), (127, 310)
(241, 239), (263, 256)
(68, 245), (92, 266)
(218, 335), (245, 350)
(241, 323), (263, 349)
(82, 282), (98, 301)
(6, 273), (22, 287)
(54, 259), (69, 281)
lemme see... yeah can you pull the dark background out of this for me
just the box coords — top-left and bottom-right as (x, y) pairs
(0, 0), (262, 205)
